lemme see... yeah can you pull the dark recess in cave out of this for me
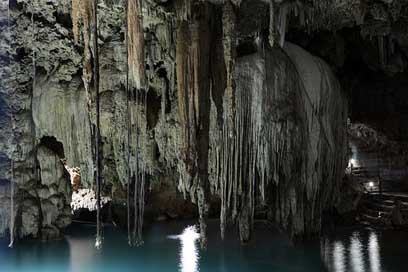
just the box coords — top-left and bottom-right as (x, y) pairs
(54, 11), (72, 30)
(146, 88), (161, 129)
(39, 136), (65, 158)
(287, 26), (408, 141)
(157, 66), (171, 114)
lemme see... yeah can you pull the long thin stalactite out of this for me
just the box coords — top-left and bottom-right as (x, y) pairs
(125, 0), (132, 247)
(127, 0), (146, 246)
(7, 0), (15, 249)
(92, 0), (103, 250)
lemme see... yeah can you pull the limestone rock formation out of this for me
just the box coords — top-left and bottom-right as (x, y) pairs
(2, 0), (407, 244)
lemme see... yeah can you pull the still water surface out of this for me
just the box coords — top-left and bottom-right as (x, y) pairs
(1, 220), (407, 272)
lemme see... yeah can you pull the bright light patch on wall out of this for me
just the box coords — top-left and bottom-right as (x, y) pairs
(71, 189), (111, 212)
(348, 158), (357, 168)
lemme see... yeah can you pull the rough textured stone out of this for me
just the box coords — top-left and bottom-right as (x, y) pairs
(2, 0), (406, 242)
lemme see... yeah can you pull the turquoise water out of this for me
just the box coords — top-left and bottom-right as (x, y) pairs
(1, 220), (407, 272)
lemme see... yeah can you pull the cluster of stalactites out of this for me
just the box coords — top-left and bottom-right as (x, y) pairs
(125, 0), (148, 246)
(222, 0), (237, 137)
(213, 42), (348, 242)
(127, 90), (148, 246)
(274, 0), (312, 47)
(72, 0), (94, 97)
(175, 0), (212, 248)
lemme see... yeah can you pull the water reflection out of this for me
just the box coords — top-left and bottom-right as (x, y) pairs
(368, 231), (381, 272)
(67, 235), (95, 272)
(350, 232), (365, 272)
(168, 225), (200, 272)
(322, 230), (382, 272)
(333, 241), (346, 272)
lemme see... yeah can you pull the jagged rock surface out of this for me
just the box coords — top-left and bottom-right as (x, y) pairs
(5, 0), (405, 241)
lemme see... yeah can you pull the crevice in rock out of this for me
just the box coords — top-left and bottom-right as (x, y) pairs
(146, 89), (161, 129)
(39, 136), (65, 159)
(53, 11), (72, 30)
(157, 67), (171, 114)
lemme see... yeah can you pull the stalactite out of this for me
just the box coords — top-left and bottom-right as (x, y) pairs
(91, 0), (103, 250)
(71, 0), (93, 106)
(125, 0), (147, 247)
(214, 42), (347, 243)
(222, 0), (237, 138)
(30, 2), (38, 180)
(72, 0), (106, 249)
(126, 89), (147, 246)
(8, 159), (14, 248)
(268, 0), (275, 47)
(7, 0), (14, 249)
(277, 2), (288, 47)
(125, 0), (132, 247)
(176, 19), (196, 185)
(127, 0), (146, 90)
(175, 0), (211, 249)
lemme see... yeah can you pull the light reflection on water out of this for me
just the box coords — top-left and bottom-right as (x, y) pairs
(2, 222), (408, 272)
(332, 241), (346, 272)
(368, 231), (381, 272)
(350, 233), (365, 272)
(322, 230), (382, 272)
(167, 225), (200, 272)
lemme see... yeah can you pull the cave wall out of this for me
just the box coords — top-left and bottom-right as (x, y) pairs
(0, 0), (354, 241)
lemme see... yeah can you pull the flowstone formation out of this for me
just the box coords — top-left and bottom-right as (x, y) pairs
(3, 0), (407, 246)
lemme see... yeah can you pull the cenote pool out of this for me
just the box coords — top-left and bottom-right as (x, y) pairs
(1, 220), (408, 272)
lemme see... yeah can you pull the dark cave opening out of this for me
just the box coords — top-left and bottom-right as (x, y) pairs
(157, 66), (171, 114)
(39, 136), (65, 158)
(146, 88), (161, 129)
(287, 26), (408, 141)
